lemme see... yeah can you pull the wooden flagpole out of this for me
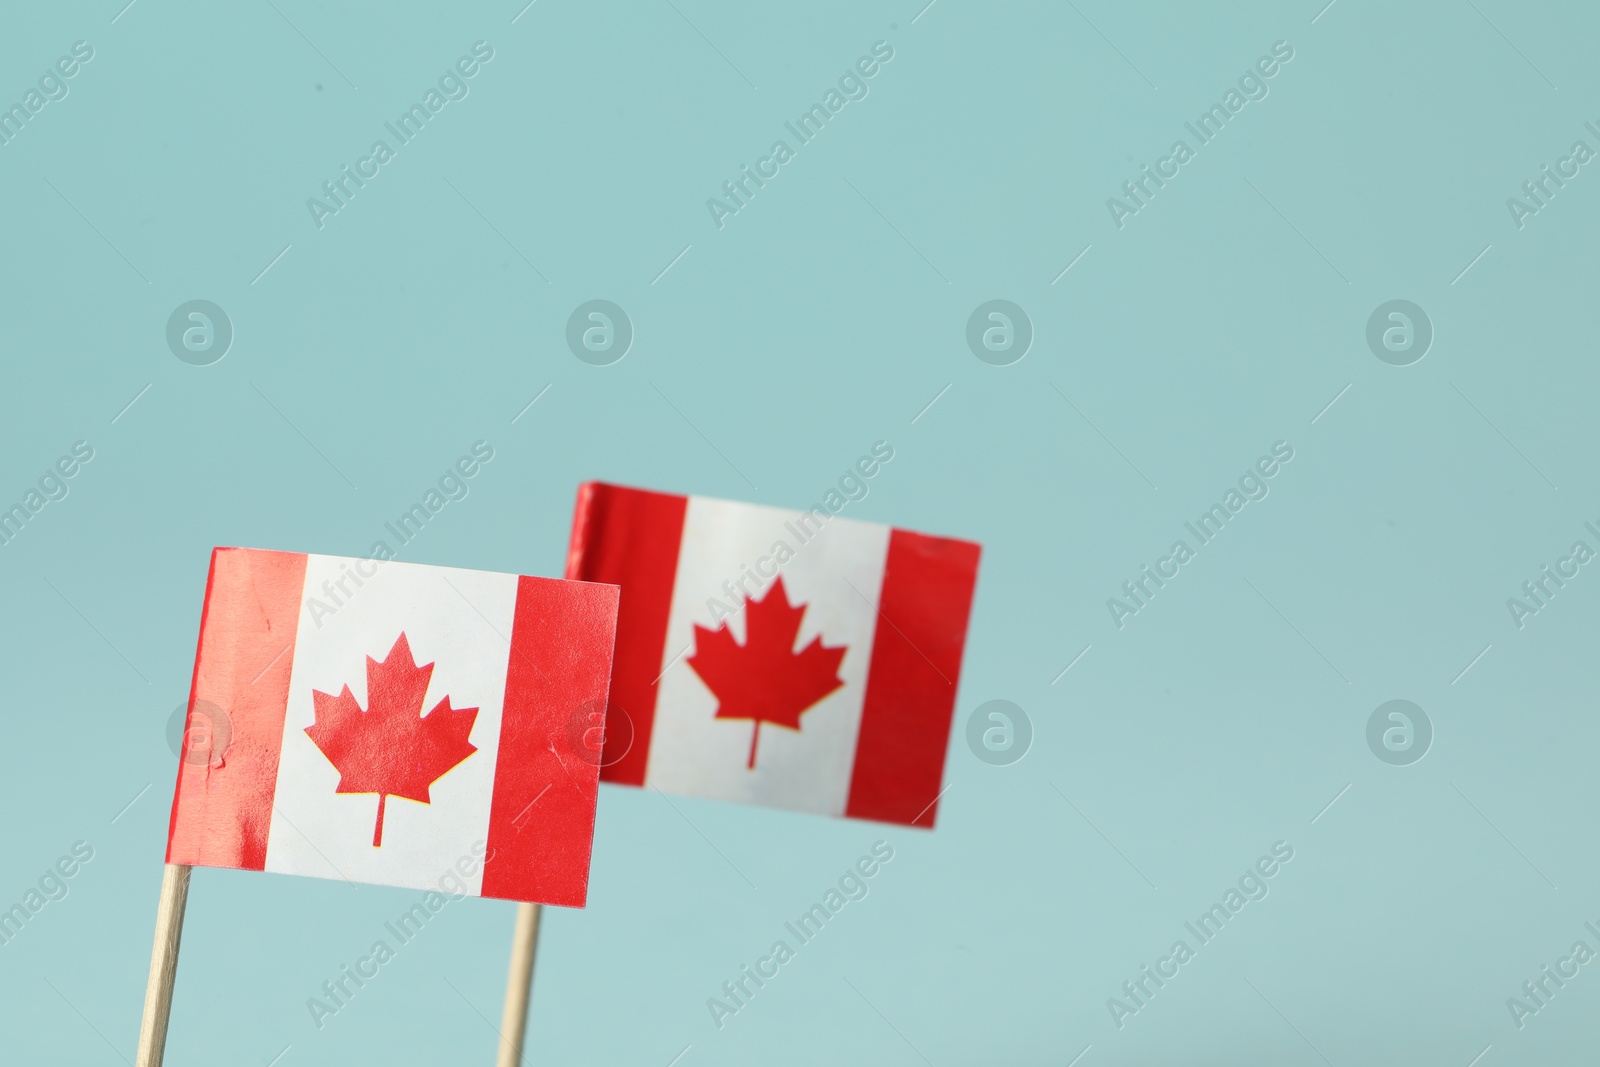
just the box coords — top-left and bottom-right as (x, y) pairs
(496, 902), (543, 1067)
(135, 863), (192, 1067)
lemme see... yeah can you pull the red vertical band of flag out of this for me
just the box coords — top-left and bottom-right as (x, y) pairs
(167, 548), (307, 868)
(845, 530), (981, 827)
(483, 575), (619, 906)
(564, 483), (687, 786)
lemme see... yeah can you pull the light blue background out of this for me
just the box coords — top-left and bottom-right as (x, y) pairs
(1, 1), (1595, 1063)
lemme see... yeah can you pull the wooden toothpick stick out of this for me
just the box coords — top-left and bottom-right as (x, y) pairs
(496, 902), (543, 1067)
(135, 863), (192, 1067)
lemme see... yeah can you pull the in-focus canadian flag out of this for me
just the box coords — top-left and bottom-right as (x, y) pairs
(166, 548), (619, 907)
(565, 483), (981, 827)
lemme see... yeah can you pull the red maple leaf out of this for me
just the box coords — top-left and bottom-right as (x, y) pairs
(304, 632), (479, 847)
(687, 577), (846, 769)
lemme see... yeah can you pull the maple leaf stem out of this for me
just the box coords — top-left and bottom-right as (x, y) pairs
(373, 794), (386, 848)
(747, 722), (759, 770)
